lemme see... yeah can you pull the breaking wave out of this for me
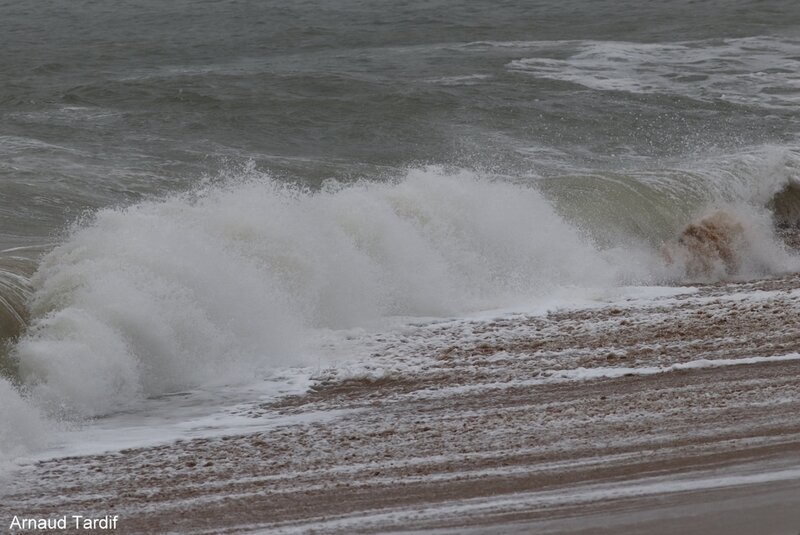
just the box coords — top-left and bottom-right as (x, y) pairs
(1, 149), (799, 460)
(0, 249), (36, 346)
(4, 167), (620, 420)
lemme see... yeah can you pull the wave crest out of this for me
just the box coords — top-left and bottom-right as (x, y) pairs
(3, 154), (799, 420)
(11, 167), (614, 416)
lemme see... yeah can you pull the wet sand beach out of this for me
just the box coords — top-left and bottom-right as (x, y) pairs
(2, 273), (800, 534)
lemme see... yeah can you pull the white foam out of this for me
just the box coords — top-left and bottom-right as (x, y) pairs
(25, 370), (321, 461)
(10, 167), (623, 418)
(549, 353), (800, 381)
(4, 163), (799, 463)
(249, 462), (800, 534)
(0, 377), (48, 466)
(425, 74), (493, 86)
(508, 36), (800, 108)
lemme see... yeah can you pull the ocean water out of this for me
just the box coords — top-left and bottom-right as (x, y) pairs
(2, 0), (800, 462)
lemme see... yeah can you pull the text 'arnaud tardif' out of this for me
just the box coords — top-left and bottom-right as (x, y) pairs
(9, 515), (120, 531)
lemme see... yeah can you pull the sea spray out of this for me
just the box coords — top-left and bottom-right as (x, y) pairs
(0, 249), (38, 343)
(538, 145), (800, 250)
(3, 161), (799, 441)
(11, 167), (615, 417)
(0, 377), (47, 464)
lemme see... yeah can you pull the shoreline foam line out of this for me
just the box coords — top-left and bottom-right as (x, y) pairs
(547, 353), (800, 381)
(241, 463), (800, 534)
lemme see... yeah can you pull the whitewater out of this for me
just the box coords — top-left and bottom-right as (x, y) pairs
(3, 166), (620, 460)
(2, 150), (800, 466)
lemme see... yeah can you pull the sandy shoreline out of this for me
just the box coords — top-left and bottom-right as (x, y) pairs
(3, 274), (800, 534)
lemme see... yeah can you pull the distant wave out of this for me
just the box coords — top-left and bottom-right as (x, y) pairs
(507, 36), (800, 109)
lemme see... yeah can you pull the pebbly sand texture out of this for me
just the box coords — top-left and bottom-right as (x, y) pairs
(3, 275), (800, 534)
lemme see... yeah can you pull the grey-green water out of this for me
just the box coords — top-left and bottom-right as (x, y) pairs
(3, 0), (800, 248)
(3, 0), (800, 342)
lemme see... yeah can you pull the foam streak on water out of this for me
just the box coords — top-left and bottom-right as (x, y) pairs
(508, 36), (800, 108)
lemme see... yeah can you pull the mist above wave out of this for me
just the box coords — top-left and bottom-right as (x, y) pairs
(9, 167), (621, 418)
(0, 153), (797, 463)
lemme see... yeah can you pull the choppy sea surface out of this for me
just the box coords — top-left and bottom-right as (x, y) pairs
(2, 0), (800, 463)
